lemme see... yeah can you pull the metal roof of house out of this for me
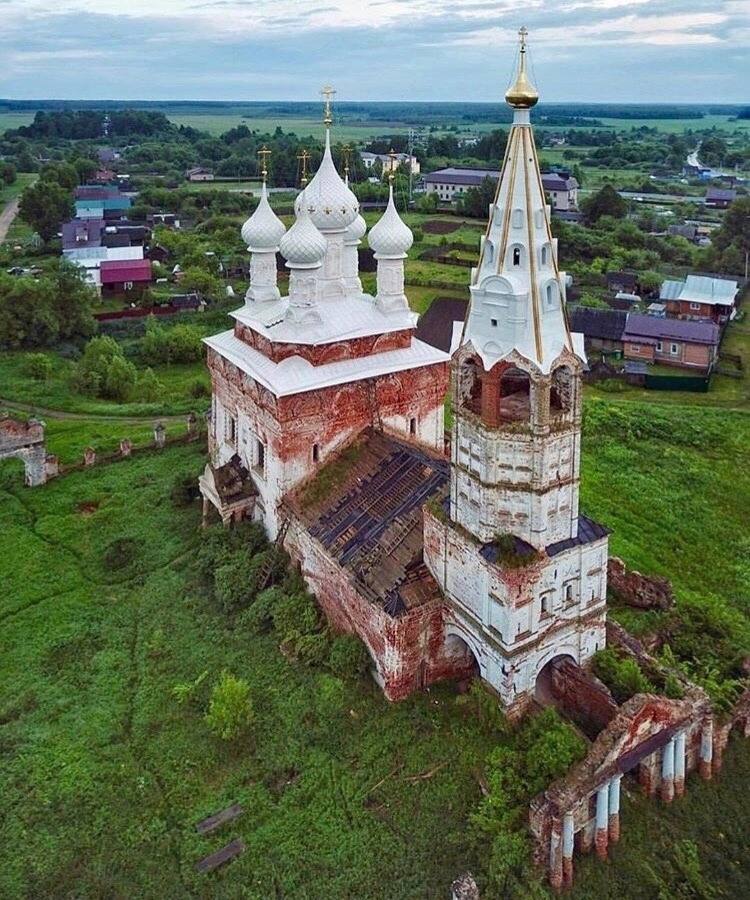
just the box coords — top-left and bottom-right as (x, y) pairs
(622, 313), (719, 345)
(99, 258), (152, 284)
(423, 167), (577, 192)
(660, 274), (738, 306)
(705, 187), (737, 201)
(568, 307), (627, 342)
(289, 430), (448, 617)
(61, 218), (104, 250)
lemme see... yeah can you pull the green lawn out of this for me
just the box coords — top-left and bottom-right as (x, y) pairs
(0, 351), (209, 418)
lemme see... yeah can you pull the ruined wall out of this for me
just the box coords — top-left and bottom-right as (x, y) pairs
(208, 348), (448, 536)
(607, 557), (674, 610)
(285, 517), (475, 701)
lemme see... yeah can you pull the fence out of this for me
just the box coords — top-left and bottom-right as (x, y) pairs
(644, 373), (710, 392)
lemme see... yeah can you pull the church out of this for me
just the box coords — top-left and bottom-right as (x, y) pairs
(199, 34), (609, 716)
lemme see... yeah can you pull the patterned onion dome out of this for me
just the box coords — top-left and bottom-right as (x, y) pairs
(280, 199), (327, 267)
(241, 182), (286, 251)
(367, 184), (413, 257)
(297, 130), (359, 232)
(344, 212), (367, 244)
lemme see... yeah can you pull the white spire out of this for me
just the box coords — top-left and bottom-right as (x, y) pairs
(368, 183), (413, 258)
(463, 35), (576, 375)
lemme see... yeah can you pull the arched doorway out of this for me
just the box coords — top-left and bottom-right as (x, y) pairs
(443, 632), (481, 689)
(535, 654), (577, 707)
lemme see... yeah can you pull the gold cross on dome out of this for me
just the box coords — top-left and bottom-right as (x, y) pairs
(257, 145), (271, 182)
(297, 148), (310, 186)
(342, 143), (352, 176)
(519, 26), (528, 51)
(321, 84), (336, 127)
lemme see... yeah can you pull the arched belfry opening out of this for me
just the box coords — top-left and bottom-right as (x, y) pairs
(550, 366), (574, 416)
(458, 355), (484, 416)
(479, 363), (531, 427)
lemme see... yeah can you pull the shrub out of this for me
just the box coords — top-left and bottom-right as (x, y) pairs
(294, 632), (331, 666)
(141, 318), (204, 365)
(73, 336), (138, 402)
(188, 377), (210, 398)
(22, 353), (53, 381)
(137, 366), (163, 402)
(204, 670), (253, 741)
(272, 590), (321, 643)
(172, 670), (209, 706)
(171, 473), (199, 507)
(327, 634), (371, 679)
(592, 648), (655, 703)
(103, 537), (138, 570)
(412, 226), (424, 243)
(214, 550), (257, 614)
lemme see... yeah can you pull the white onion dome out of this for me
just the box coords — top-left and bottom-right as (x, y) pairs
(368, 184), (413, 258)
(280, 198), (327, 268)
(344, 212), (366, 245)
(241, 182), (286, 251)
(297, 130), (359, 232)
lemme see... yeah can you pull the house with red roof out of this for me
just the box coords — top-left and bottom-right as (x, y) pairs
(99, 258), (152, 294)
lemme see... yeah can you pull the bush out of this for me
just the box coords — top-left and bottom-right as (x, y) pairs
(327, 634), (371, 679)
(103, 537), (138, 570)
(188, 377), (210, 398)
(272, 590), (321, 643)
(171, 473), (199, 507)
(204, 670), (253, 741)
(592, 648), (655, 703)
(141, 318), (204, 365)
(22, 353), (53, 381)
(137, 367), (163, 402)
(73, 336), (138, 402)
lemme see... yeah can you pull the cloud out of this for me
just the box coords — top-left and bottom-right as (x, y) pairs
(0, 0), (746, 101)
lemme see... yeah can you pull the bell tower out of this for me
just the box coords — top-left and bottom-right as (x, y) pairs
(424, 29), (608, 716)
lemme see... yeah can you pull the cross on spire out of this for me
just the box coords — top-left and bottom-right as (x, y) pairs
(519, 25), (528, 51)
(257, 145), (271, 183)
(297, 148), (311, 186)
(342, 143), (352, 177)
(321, 84), (336, 127)
(388, 147), (398, 184)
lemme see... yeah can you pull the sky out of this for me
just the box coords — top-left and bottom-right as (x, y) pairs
(0, 0), (748, 103)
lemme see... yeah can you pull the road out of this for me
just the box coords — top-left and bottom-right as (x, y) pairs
(0, 198), (20, 242)
(0, 397), (188, 424)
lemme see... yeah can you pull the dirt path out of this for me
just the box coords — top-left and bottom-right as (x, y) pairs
(0, 198), (20, 242)
(0, 397), (188, 424)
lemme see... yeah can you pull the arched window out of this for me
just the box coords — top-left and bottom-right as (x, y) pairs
(513, 247), (521, 266)
(546, 283), (554, 306)
(541, 245), (548, 265)
(550, 366), (573, 414)
(497, 366), (531, 423)
(484, 239), (494, 265)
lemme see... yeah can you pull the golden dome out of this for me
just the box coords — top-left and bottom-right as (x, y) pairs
(505, 27), (539, 110)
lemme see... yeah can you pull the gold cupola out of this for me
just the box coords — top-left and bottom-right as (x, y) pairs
(505, 26), (539, 110)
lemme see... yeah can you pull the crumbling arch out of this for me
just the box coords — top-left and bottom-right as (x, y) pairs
(444, 626), (483, 680)
(457, 354), (483, 415)
(0, 418), (48, 487)
(535, 653), (578, 706)
(550, 365), (574, 415)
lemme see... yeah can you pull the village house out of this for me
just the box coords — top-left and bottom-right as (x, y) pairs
(99, 258), (153, 295)
(360, 151), (420, 175)
(423, 166), (579, 211)
(621, 313), (719, 373)
(606, 271), (639, 295)
(569, 307), (627, 354)
(659, 274), (739, 324)
(704, 186), (737, 209)
(186, 166), (215, 182)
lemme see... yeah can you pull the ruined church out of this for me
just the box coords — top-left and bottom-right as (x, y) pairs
(199, 34), (608, 717)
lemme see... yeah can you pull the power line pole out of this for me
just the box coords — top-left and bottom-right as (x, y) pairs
(408, 127), (414, 205)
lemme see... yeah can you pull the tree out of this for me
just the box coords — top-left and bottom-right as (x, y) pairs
(72, 157), (98, 184)
(179, 266), (223, 301)
(73, 336), (138, 402)
(706, 196), (750, 275)
(0, 162), (16, 185)
(457, 176), (497, 219)
(204, 671), (254, 741)
(0, 274), (59, 348)
(18, 180), (74, 244)
(581, 184), (627, 226)
(22, 353), (53, 381)
(416, 191), (438, 213)
(39, 162), (79, 190)
(136, 367), (163, 402)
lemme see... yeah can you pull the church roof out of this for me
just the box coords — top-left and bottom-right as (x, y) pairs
(368, 183), (413, 258)
(287, 430), (448, 617)
(204, 329), (447, 397)
(241, 182), (286, 252)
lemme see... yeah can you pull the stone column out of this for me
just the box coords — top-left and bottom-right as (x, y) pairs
(562, 811), (575, 887)
(451, 872), (479, 900)
(595, 783), (609, 860)
(608, 774), (622, 843)
(713, 724), (730, 776)
(580, 822), (594, 855)
(45, 454), (59, 480)
(700, 720), (713, 780)
(674, 731), (687, 797)
(83, 446), (96, 467)
(186, 412), (198, 441)
(154, 422), (166, 449)
(120, 438), (132, 457)
(201, 496), (210, 528)
(549, 819), (564, 892)
(481, 366), (502, 427)
(661, 738), (676, 803)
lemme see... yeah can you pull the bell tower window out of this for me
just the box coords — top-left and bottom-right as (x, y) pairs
(513, 247), (521, 266)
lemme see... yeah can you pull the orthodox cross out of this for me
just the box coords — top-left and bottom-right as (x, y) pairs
(257, 145), (271, 183)
(297, 148), (311, 186)
(342, 144), (352, 179)
(321, 84), (336, 127)
(388, 147), (398, 184)
(518, 25), (528, 53)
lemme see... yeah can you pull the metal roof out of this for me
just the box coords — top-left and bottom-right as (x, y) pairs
(622, 313), (719, 345)
(99, 258), (152, 283)
(569, 306), (627, 342)
(659, 274), (738, 306)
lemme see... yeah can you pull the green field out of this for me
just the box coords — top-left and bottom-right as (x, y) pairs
(168, 114), (410, 142)
(0, 112), (35, 133)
